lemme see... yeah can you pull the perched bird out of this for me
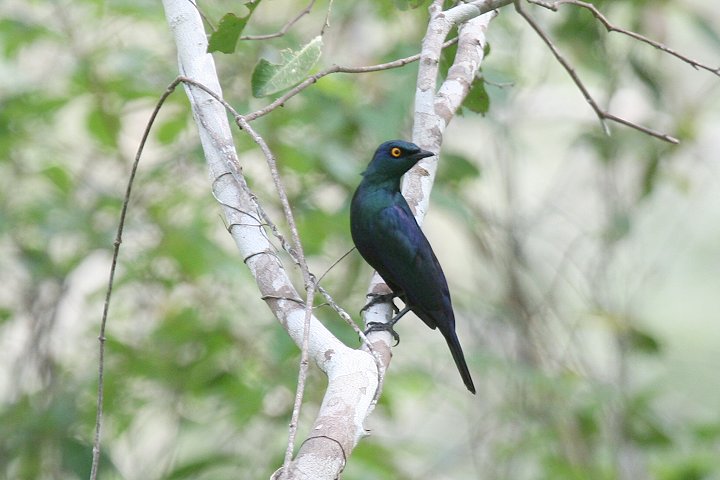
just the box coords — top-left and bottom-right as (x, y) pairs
(350, 140), (476, 394)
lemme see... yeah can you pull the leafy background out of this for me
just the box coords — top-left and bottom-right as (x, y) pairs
(1, 0), (719, 478)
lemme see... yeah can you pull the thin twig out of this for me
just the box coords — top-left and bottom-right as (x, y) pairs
(243, 37), (460, 122)
(528, 0), (720, 77)
(240, 0), (316, 41)
(90, 77), (183, 480)
(321, 0), (334, 36)
(315, 248), (355, 285)
(514, 0), (679, 144)
(232, 115), (316, 479)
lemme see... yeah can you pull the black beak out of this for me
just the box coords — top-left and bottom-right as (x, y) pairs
(410, 148), (435, 160)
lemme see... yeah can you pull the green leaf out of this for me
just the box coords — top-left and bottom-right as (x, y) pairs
(86, 105), (120, 148)
(207, 2), (262, 54)
(437, 152), (481, 186)
(166, 453), (240, 479)
(0, 19), (51, 57)
(629, 53), (663, 101)
(393, 0), (429, 10)
(627, 326), (662, 354)
(640, 152), (661, 199)
(156, 113), (189, 145)
(460, 79), (490, 115)
(605, 211), (631, 241)
(41, 165), (73, 194)
(438, 36), (458, 82)
(690, 11), (720, 48)
(251, 36), (323, 98)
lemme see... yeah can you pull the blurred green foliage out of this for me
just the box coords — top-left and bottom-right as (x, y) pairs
(1, 0), (719, 479)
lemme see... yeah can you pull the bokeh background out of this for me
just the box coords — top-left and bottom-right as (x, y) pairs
(1, 1), (719, 478)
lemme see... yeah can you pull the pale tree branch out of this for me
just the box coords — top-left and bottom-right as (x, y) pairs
(178, 75), (378, 359)
(162, 2), (385, 479)
(178, 75), (381, 367)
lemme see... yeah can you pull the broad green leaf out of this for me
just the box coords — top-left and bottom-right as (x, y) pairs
(460, 78), (490, 115)
(691, 11), (720, 48)
(251, 36), (323, 98)
(156, 113), (189, 145)
(41, 165), (73, 194)
(207, 2), (262, 54)
(629, 53), (663, 101)
(0, 19), (51, 57)
(437, 152), (481, 186)
(627, 325), (662, 354)
(86, 105), (120, 148)
(438, 36), (458, 82)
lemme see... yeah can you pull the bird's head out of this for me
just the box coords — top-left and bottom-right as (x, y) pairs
(362, 140), (435, 181)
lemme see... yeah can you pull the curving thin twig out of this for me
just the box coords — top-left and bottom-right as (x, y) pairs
(240, 0), (316, 41)
(90, 77), (183, 480)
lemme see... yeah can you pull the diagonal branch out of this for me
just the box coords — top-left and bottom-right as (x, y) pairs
(244, 38), (460, 122)
(179, 76), (375, 353)
(162, 2), (388, 479)
(514, 0), (679, 144)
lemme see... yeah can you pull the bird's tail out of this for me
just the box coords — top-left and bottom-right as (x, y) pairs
(442, 329), (476, 394)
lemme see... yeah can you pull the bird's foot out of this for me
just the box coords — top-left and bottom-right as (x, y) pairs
(360, 293), (399, 315)
(364, 321), (400, 346)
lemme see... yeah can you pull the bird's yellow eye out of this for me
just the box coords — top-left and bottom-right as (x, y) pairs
(390, 147), (402, 158)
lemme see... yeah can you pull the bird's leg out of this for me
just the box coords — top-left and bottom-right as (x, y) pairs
(390, 305), (412, 324)
(364, 305), (412, 346)
(359, 292), (399, 315)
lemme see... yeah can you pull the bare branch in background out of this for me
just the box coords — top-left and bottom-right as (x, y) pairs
(240, 0), (316, 41)
(515, 0), (680, 144)
(529, 0), (720, 77)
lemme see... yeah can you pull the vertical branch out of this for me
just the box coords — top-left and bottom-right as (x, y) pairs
(407, 10), (496, 223)
(233, 115), (317, 476)
(360, 0), (501, 361)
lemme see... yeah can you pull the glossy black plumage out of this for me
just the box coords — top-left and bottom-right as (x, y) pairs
(350, 140), (476, 394)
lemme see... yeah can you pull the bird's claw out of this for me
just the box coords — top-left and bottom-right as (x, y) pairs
(364, 321), (400, 346)
(360, 293), (399, 315)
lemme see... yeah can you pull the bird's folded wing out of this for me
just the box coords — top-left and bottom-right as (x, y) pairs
(376, 204), (451, 327)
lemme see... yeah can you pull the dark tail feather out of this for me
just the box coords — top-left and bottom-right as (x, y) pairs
(442, 329), (476, 394)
